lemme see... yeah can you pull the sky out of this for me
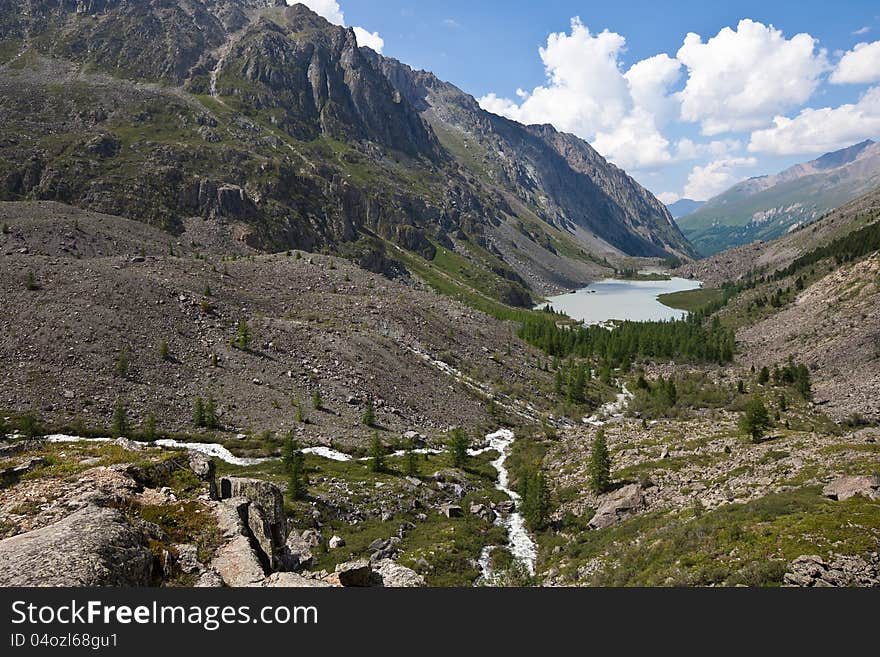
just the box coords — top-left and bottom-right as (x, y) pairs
(295, 1), (880, 204)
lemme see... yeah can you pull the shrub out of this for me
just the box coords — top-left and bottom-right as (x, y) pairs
(112, 399), (128, 438)
(740, 397), (771, 443)
(448, 428), (470, 469)
(369, 433), (386, 474)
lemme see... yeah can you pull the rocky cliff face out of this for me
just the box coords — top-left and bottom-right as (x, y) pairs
(367, 54), (694, 259)
(0, 1), (694, 301)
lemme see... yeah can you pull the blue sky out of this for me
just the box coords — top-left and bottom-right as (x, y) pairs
(298, 1), (880, 204)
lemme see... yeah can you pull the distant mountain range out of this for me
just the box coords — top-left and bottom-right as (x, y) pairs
(677, 140), (880, 256)
(666, 198), (705, 219)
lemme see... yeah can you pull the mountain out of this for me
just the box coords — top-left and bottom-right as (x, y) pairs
(0, 1), (694, 309)
(678, 140), (880, 256)
(666, 198), (705, 219)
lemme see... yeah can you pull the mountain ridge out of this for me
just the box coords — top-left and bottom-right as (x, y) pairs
(0, 0), (694, 305)
(678, 139), (880, 256)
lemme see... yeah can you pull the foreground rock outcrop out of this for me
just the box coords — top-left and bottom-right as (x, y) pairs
(0, 506), (153, 587)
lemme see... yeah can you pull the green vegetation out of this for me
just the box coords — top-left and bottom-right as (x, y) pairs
(115, 348), (130, 378)
(25, 271), (38, 291)
(520, 469), (551, 531)
(520, 307), (735, 364)
(282, 434), (308, 501)
(111, 399), (128, 439)
(740, 397), (771, 443)
(448, 428), (470, 469)
(312, 389), (323, 411)
(235, 319), (251, 351)
(369, 433), (386, 474)
(589, 429), (612, 494)
(361, 400), (376, 427)
(548, 486), (880, 586)
(658, 287), (725, 312)
(159, 340), (170, 361)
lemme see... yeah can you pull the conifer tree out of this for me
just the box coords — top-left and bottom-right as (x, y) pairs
(312, 389), (323, 410)
(112, 399), (127, 438)
(448, 428), (469, 469)
(160, 340), (170, 361)
(204, 397), (219, 430)
(404, 441), (419, 478)
(143, 412), (157, 441)
(193, 397), (205, 427)
(362, 399), (376, 427)
(236, 319), (251, 351)
(589, 428), (611, 494)
(740, 397), (771, 443)
(369, 433), (386, 474)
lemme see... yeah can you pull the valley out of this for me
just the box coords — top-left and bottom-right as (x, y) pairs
(0, 1), (879, 590)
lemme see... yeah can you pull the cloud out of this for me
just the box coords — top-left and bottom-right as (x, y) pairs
(674, 138), (741, 161)
(352, 27), (384, 53)
(683, 157), (757, 200)
(677, 19), (829, 136)
(291, 0), (384, 53)
(831, 40), (880, 84)
(853, 26), (871, 36)
(748, 86), (880, 155)
(442, 19), (462, 29)
(656, 191), (681, 205)
(294, 0), (344, 24)
(477, 18), (680, 170)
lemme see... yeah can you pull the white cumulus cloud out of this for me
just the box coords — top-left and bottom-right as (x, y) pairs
(677, 19), (829, 136)
(683, 157), (757, 201)
(291, 0), (384, 53)
(656, 191), (681, 205)
(831, 40), (880, 84)
(477, 18), (680, 170)
(748, 86), (880, 155)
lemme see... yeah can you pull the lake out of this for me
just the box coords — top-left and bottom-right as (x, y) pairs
(542, 277), (703, 325)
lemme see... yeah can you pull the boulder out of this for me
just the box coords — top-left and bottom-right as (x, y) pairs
(784, 553), (880, 587)
(281, 533), (315, 571)
(335, 559), (372, 587)
(210, 498), (267, 588)
(194, 570), (224, 588)
(329, 535), (345, 549)
(441, 504), (463, 518)
(0, 506), (153, 586)
(589, 484), (645, 530)
(220, 477), (287, 567)
(211, 535), (266, 588)
(188, 452), (217, 499)
(822, 475), (880, 501)
(262, 572), (334, 588)
(373, 560), (426, 588)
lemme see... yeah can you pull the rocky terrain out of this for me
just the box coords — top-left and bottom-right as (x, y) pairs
(0, 437), (436, 587)
(537, 400), (880, 586)
(0, 201), (557, 449)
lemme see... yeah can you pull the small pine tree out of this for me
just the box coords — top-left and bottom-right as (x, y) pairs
(312, 390), (322, 410)
(758, 366), (770, 385)
(589, 428), (612, 494)
(193, 397), (206, 428)
(204, 397), (219, 430)
(19, 414), (40, 439)
(404, 441), (419, 478)
(115, 348), (129, 378)
(203, 284), (212, 297)
(159, 340), (170, 361)
(111, 399), (128, 438)
(143, 412), (157, 441)
(739, 397), (771, 443)
(521, 470), (551, 532)
(25, 271), (38, 291)
(236, 319), (251, 351)
(362, 400), (376, 427)
(369, 433), (386, 473)
(210, 352), (218, 368)
(448, 428), (469, 469)
(294, 402), (305, 424)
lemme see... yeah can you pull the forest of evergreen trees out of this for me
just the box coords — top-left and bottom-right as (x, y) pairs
(518, 308), (735, 365)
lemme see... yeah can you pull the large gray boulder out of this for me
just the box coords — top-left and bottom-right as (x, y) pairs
(373, 560), (426, 588)
(589, 484), (645, 530)
(262, 572), (334, 588)
(0, 506), (153, 587)
(335, 560), (372, 587)
(823, 475), (880, 501)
